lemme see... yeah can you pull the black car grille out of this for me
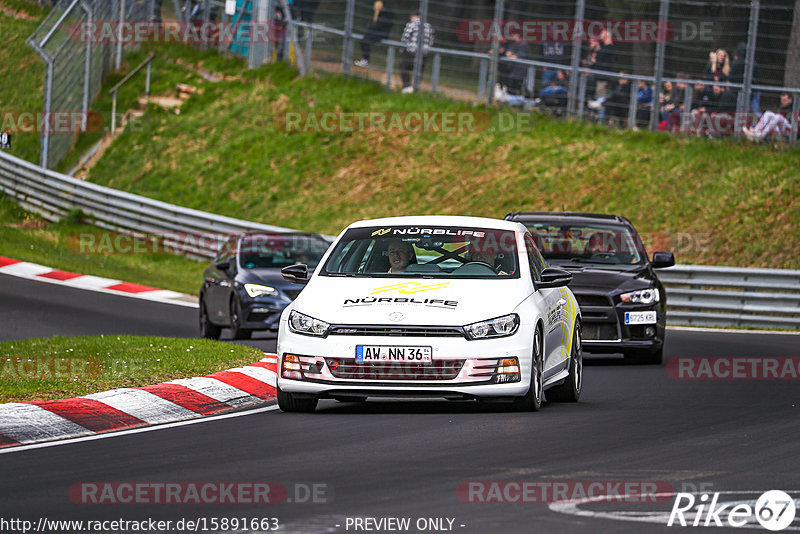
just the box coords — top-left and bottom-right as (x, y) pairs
(283, 288), (303, 300)
(325, 359), (464, 380)
(328, 326), (466, 338)
(247, 311), (278, 322)
(583, 323), (619, 341)
(574, 294), (611, 307)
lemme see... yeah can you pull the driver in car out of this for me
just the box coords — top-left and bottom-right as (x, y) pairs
(387, 240), (417, 273)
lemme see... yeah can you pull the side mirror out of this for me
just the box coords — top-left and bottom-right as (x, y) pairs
(282, 263), (310, 284)
(651, 251), (675, 269)
(215, 260), (230, 271)
(535, 267), (573, 290)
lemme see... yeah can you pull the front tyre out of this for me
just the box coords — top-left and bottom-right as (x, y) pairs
(514, 325), (544, 412)
(199, 299), (221, 340)
(277, 386), (318, 413)
(548, 322), (582, 402)
(229, 297), (251, 340)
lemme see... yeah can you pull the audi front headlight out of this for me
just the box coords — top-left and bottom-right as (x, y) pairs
(288, 310), (330, 337)
(620, 288), (660, 304)
(464, 313), (520, 340)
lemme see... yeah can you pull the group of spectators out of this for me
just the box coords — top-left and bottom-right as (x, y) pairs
(346, 5), (796, 140)
(353, 2), (434, 93)
(489, 32), (796, 141)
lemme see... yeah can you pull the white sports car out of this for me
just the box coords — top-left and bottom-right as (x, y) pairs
(276, 216), (582, 412)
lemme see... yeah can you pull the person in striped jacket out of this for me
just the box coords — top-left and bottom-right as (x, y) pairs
(399, 12), (434, 93)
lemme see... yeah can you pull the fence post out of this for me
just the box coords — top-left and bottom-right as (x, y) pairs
(682, 84), (693, 132)
(342, 0), (355, 74)
(305, 21), (313, 74)
(171, 0), (182, 23)
(81, 1), (92, 132)
(523, 66), (535, 111)
(487, 0), (504, 104)
(628, 81), (637, 129)
(650, 0), (669, 131)
(568, 0), (586, 116)
(430, 53), (441, 93)
(265, 0), (275, 63)
(412, 0), (430, 92)
(740, 0), (760, 134)
(385, 45), (395, 88)
(577, 71), (587, 118)
(115, 0), (126, 70)
(248, 0), (269, 69)
(477, 58), (488, 101)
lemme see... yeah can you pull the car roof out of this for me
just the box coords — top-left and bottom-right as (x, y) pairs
(504, 211), (634, 227)
(346, 215), (527, 232)
(237, 231), (327, 241)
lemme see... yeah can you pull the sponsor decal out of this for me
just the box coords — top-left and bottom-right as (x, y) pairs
(371, 282), (451, 294)
(371, 228), (391, 237)
(343, 297), (458, 309)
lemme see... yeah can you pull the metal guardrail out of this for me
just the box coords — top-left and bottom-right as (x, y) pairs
(660, 265), (800, 329)
(0, 151), (300, 259)
(1, 149), (797, 329)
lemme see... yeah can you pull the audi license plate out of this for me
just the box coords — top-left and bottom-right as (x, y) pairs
(356, 345), (432, 363)
(624, 311), (657, 325)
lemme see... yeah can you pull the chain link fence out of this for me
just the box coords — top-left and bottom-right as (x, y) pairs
(27, 0), (155, 170)
(280, 0), (800, 143)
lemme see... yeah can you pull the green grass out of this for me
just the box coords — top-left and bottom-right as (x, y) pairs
(81, 61), (799, 269)
(0, 1), (47, 164)
(0, 335), (263, 402)
(0, 196), (206, 294)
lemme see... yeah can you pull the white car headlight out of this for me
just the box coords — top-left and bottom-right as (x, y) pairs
(464, 314), (520, 340)
(244, 284), (278, 298)
(288, 310), (330, 337)
(620, 288), (660, 304)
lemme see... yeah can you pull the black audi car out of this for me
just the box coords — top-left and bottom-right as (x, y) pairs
(505, 212), (675, 364)
(199, 232), (330, 339)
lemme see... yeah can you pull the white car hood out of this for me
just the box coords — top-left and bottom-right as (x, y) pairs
(292, 277), (528, 326)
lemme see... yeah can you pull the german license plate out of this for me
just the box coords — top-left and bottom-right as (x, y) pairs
(355, 345), (432, 363)
(625, 311), (657, 325)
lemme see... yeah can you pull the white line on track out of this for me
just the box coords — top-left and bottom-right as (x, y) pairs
(0, 405), (280, 455)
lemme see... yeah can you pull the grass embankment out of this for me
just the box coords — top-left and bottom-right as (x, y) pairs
(0, 196), (205, 294)
(0, 0), (48, 164)
(0, 335), (262, 402)
(79, 60), (798, 269)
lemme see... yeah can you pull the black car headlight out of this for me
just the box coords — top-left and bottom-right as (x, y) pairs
(619, 288), (660, 304)
(288, 310), (330, 337)
(244, 283), (278, 298)
(464, 314), (520, 340)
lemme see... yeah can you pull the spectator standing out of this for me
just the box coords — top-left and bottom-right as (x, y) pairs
(399, 12), (434, 93)
(355, 1), (394, 67)
(500, 31), (529, 97)
(540, 27), (570, 86)
(702, 49), (730, 82)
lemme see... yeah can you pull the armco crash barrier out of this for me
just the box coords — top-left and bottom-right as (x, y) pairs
(1, 151), (798, 330)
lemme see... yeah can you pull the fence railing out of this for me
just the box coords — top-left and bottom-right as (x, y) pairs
(1, 149), (798, 330)
(660, 265), (800, 329)
(268, 0), (800, 144)
(27, 0), (155, 170)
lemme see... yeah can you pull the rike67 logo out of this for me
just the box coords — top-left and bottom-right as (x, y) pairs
(668, 490), (797, 531)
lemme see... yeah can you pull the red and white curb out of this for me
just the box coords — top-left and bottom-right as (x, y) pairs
(0, 256), (198, 308)
(0, 354), (277, 448)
